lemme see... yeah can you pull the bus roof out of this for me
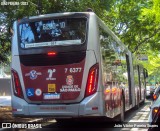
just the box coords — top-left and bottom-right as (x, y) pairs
(20, 12), (93, 21)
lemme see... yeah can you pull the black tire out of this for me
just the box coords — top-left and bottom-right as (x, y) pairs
(56, 118), (73, 124)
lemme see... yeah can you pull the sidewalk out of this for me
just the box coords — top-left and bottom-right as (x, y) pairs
(0, 96), (11, 106)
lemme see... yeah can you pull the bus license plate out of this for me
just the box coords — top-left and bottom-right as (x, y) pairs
(43, 93), (60, 100)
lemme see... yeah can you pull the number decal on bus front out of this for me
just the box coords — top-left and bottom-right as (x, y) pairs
(64, 68), (82, 73)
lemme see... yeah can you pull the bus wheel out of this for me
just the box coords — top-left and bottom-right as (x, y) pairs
(119, 95), (125, 122)
(56, 118), (73, 124)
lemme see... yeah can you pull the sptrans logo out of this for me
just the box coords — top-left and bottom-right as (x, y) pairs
(25, 70), (42, 80)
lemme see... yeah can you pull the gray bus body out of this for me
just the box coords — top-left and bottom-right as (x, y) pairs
(11, 12), (146, 120)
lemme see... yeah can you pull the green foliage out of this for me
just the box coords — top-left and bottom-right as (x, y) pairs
(0, 0), (160, 79)
(105, 0), (153, 52)
(103, 0), (160, 80)
(0, 0), (109, 63)
(141, 0), (160, 24)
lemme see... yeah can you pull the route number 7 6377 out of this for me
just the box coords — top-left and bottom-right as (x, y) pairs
(65, 68), (82, 73)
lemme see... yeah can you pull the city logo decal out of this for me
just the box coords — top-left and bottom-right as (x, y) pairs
(25, 70), (42, 80)
(66, 75), (74, 86)
(60, 75), (80, 92)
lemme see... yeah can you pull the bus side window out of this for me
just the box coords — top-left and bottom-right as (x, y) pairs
(99, 27), (119, 84)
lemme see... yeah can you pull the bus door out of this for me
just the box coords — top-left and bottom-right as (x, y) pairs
(126, 54), (132, 108)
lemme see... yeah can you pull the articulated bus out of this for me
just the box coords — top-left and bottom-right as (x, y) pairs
(11, 12), (147, 122)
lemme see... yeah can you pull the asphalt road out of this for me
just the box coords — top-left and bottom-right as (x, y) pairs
(0, 99), (156, 131)
(33, 99), (154, 131)
(0, 96), (11, 106)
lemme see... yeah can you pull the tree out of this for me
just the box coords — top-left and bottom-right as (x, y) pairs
(1, 0), (160, 79)
(103, 0), (160, 79)
(104, 0), (155, 52)
(0, 0), (110, 63)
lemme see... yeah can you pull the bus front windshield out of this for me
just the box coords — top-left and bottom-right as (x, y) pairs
(19, 18), (87, 49)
